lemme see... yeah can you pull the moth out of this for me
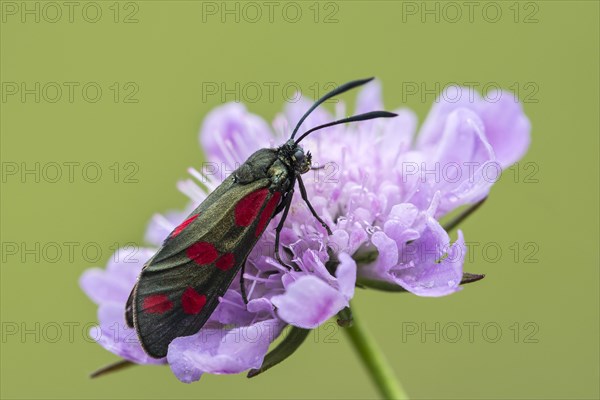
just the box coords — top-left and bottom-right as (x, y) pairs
(125, 78), (397, 358)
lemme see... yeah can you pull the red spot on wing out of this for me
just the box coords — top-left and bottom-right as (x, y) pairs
(186, 242), (218, 265)
(181, 287), (207, 315)
(255, 192), (282, 236)
(235, 188), (269, 227)
(171, 214), (199, 237)
(143, 294), (173, 314)
(215, 253), (235, 271)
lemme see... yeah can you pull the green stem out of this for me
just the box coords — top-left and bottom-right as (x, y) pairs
(343, 306), (409, 400)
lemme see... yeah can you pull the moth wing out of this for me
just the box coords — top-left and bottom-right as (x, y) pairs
(124, 176), (241, 329)
(132, 178), (283, 358)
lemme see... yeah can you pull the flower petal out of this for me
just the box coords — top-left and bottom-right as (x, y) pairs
(393, 221), (466, 297)
(415, 109), (498, 216)
(284, 95), (333, 136)
(335, 253), (357, 300)
(167, 319), (284, 383)
(355, 79), (383, 114)
(80, 268), (131, 305)
(80, 248), (154, 305)
(93, 303), (165, 365)
(417, 86), (483, 148)
(417, 86), (530, 168)
(359, 231), (399, 280)
(199, 103), (273, 169)
(271, 276), (348, 328)
(477, 90), (531, 168)
(211, 289), (254, 326)
(379, 108), (417, 155)
(329, 229), (350, 255)
(144, 208), (193, 247)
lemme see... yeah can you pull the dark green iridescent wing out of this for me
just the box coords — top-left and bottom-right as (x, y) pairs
(125, 149), (290, 358)
(131, 177), (285, 358)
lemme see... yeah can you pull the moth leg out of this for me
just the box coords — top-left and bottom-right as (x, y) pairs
(274, 189), (295, 270)
(297, 175), (332, 235)
(273, 189), (291, 215)
(239, 260), (249, 304)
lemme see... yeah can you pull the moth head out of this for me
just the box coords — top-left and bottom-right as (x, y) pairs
(293, 147), (311, 174)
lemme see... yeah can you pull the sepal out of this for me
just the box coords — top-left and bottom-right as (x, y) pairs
(247, 326), (310, 378)
(357, 272), (485, 292)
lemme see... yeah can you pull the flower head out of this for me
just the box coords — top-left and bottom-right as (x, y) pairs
(81, 80), (530, 382)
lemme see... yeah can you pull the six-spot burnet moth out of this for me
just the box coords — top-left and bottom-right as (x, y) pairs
(125, 77), (398, 358)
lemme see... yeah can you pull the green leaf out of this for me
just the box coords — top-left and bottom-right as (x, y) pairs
(357, 272), (485, 292)
(247, 326), (310, 378)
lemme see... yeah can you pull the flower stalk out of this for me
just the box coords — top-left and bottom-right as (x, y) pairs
(343, 305), (409, 400)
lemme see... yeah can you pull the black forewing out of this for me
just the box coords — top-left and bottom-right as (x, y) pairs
(131, 176), (284, 358)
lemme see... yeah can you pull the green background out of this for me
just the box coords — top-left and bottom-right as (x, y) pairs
(1, 1), (598, 399)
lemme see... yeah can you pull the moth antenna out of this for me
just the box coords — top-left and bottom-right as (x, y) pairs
(290, 77), (374, 140)
(294, 111), (397, 144)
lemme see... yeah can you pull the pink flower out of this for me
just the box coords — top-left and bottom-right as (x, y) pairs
(81, 80), (530, 382)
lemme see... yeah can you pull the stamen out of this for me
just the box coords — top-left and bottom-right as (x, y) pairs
(218, 296), (246, 310)
(247, 278), (257, 300)
(213, 130), (238, 171)
(265, 258), (289, 273)
(224, 138), (243, 169)
(152, 213), (175, 232)
(177, 179), (206, 203)
(188, 167), (218, 193)
(244, 274), (272, 284)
